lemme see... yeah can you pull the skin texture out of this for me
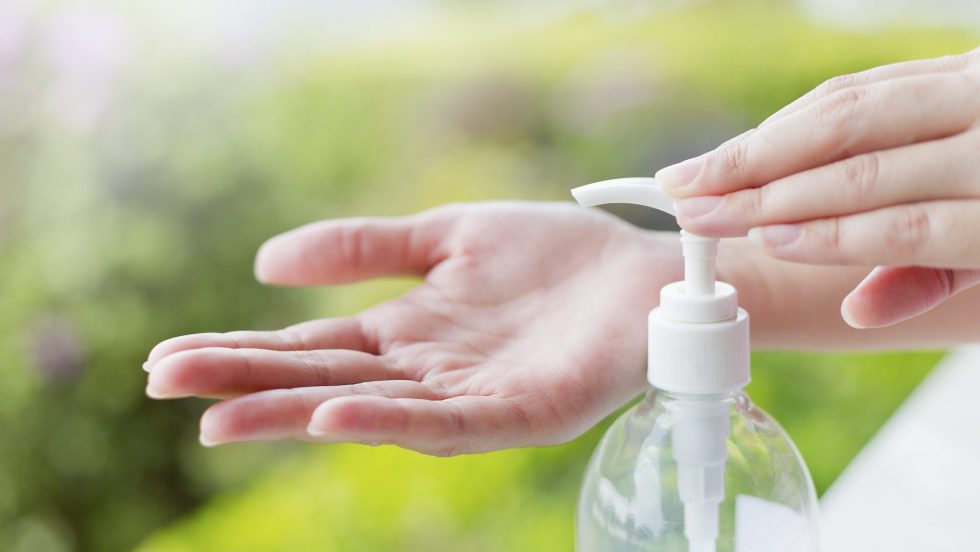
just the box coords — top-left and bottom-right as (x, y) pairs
(659, 47), (980, 329)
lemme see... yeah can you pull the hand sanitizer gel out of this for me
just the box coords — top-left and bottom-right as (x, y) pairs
(572, 178), (820, 552)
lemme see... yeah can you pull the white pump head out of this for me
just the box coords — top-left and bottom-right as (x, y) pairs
(570, 177), (750, 394)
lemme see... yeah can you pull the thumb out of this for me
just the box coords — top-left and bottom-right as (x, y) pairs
(841, 266), (980, 329)
(254, 208), (457, 287)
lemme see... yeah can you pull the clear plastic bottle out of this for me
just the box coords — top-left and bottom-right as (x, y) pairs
(571, 178), (820, 552)
(577, 388), (820, 552)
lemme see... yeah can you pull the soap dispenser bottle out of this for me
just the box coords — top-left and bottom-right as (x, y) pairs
(572, 178), (820, 552)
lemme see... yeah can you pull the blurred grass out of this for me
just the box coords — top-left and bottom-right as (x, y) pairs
(1, 2), (974, 551)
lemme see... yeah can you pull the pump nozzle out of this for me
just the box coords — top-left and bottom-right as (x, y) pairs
(571, 177), (720, 298)
(571, 177), (676, 215)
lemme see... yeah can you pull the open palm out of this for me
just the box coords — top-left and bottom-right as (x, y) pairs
(145, 202), (679, 456)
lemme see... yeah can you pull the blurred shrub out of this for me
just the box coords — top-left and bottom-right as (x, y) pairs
(0, 2), (973, 551)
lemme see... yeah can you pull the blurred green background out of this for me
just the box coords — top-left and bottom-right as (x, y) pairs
(1, 1), (976, 551)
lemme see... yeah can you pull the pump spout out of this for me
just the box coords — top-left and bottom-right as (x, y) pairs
(571, 177), (676, 215)
(571, 177), (720, 297)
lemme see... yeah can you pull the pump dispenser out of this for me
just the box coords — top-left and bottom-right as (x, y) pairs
(573, 178), (819, 552)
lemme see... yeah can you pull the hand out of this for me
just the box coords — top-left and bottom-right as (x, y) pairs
(657, 47), (980, 329)
(144, 202), (677, 455)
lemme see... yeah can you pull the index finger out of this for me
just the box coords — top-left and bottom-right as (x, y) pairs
(658, 70), (980, 198)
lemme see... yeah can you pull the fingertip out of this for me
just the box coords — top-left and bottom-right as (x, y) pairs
(842, 267), (951, 329)
(253, 247), (270, 284)
(145, 338), (175, 368)
(145, 357), (177, 398)
(199, 406), (225, 446)
(840, 296), (867, 329)
(145, 333), (217, 370)
(307, 398), (356, 436)
(253, 234), (288, 285)
(656, 156), (705, 198)
(308, 396), (389, 437)
(145, 349), (214, 399)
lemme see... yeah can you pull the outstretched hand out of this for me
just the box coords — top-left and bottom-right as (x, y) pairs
(145, 203), (678, 455)
(659, 47), (980, 329)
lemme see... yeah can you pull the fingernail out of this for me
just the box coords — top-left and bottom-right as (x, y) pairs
(199, 433), (218, 447)
(656, 156), (705, 193)
(747, 225), (801, 247)
(307, 422), (346, 441)
(142, 361), (151, 373)
(306, 424), (328, 437)
(306, 407), (329, 437)
(675, 196), (723, 219)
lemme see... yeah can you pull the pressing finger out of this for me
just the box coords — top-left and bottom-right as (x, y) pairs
(658, 71), (980, 198)
(677, 130), (980, 237)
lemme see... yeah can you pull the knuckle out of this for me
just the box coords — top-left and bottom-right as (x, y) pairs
(841, 153), (881, 204)
(420, 376), (452, 399)
(336, 221), (367, 269)
(294, 350), (331, 385)
(379, 355), (412, 382)
(886, 206), (932, 255)
(350, 381), (384, 396)
(729, 186), (768, 229)
(277, 327), (311, 351)
(820, 72), (863, 96)
(504, 398), (534, 436)
(931, 269), (955, 299)
(817, 87), (866, 135)
(713, 137), (752, 176)
(811, 218), (844, 260)
(747, 184), (773, 219)
(287, 388), (319, 418)
(446, 401), (467, 440)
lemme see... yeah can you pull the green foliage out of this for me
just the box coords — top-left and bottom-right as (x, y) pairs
(1, 3), (974, 551)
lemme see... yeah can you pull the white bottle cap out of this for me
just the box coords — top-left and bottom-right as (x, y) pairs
(571, 178), (750, 395)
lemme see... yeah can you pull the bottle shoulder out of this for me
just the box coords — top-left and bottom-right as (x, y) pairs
(586, 390), (812, 490)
